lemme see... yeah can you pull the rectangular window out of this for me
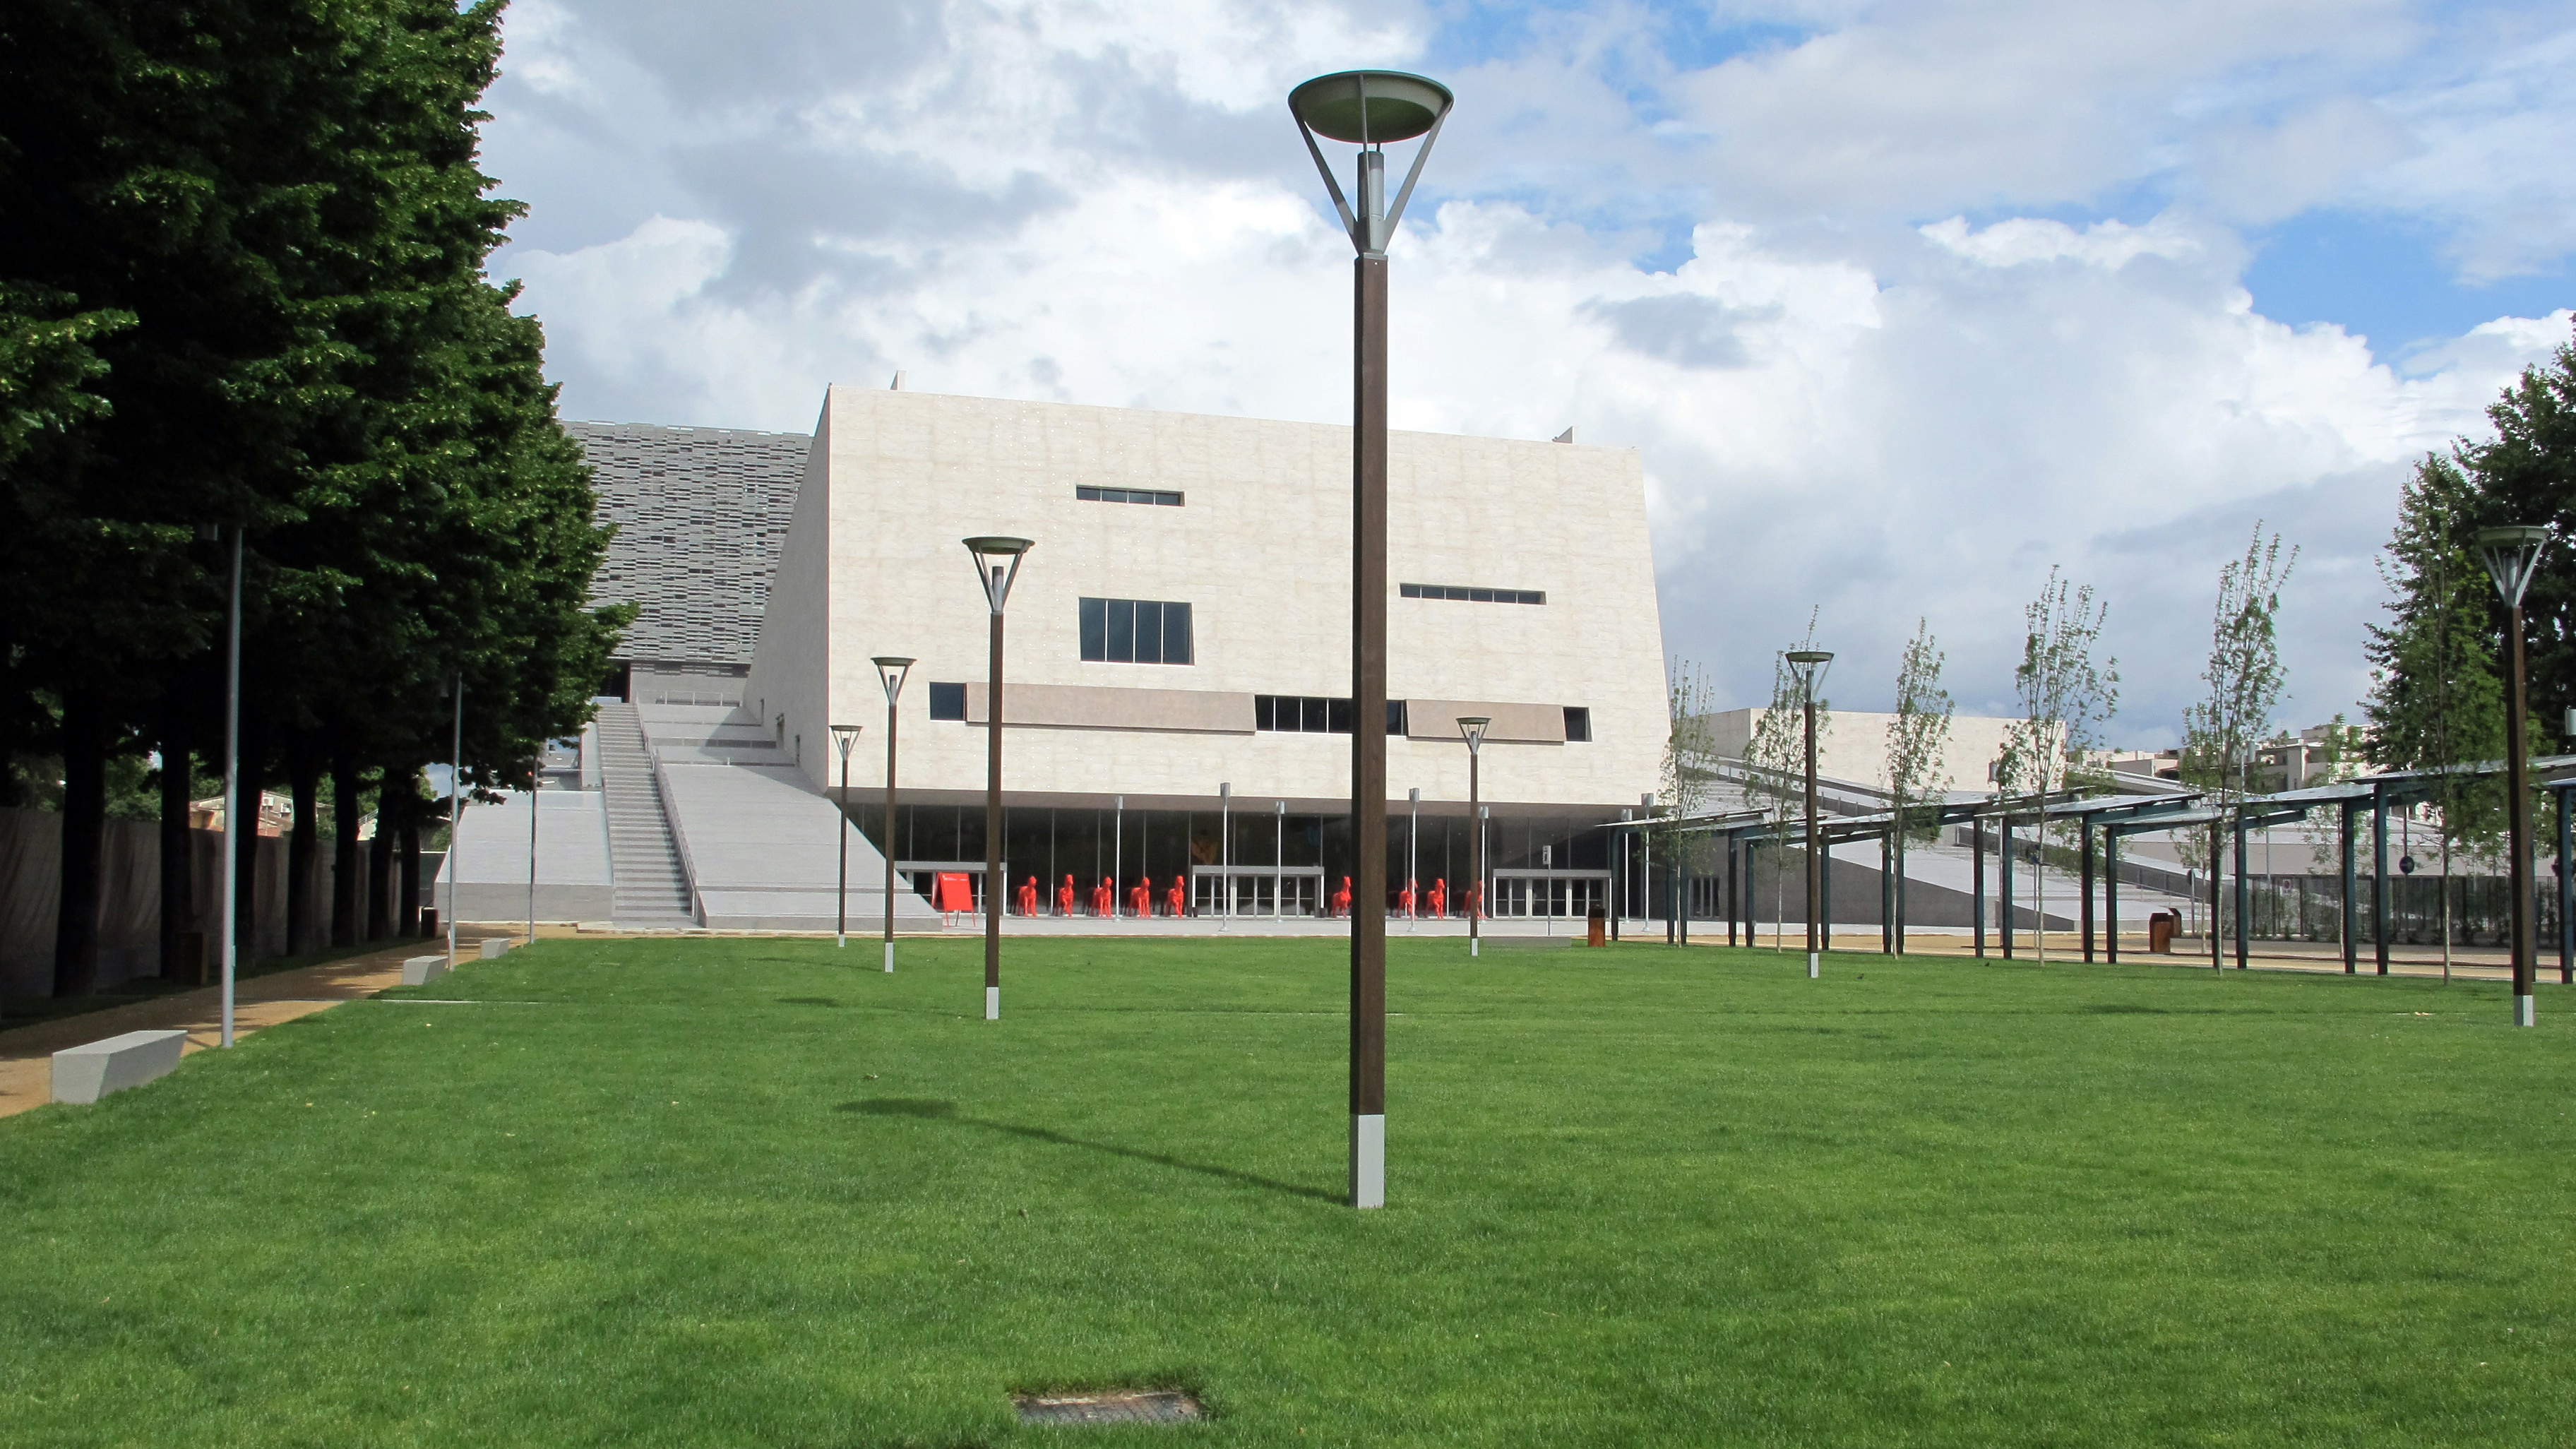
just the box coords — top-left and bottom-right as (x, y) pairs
(1079, 597), (1193, 664)
(1563, 705), (1592, 742)
(1251, 696), (1406, 734)
(929, 682), (967, 721)
(1075, 485), (1185, 506)
(1400, 583), (1545, 604)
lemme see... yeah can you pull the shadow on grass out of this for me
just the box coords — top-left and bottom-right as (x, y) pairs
(837, 1098), (1338, 1203)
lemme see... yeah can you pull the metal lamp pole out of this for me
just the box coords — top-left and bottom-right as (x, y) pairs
(1785, 650), (1834, 979)
(217, 526), (243, 1047)
(1275, 799), (1287, 918)
(873, 656), (914, 972)
(829, 723), (861, 947)
(1219, 781), (1232, 924)
(1293, 68), (1452, 1212)
(1459, 717), (1489, 957)
(2478, 525), (2550, 1027)
(1407, 787), (1419, 929)
(965, 537), (1032, 1020)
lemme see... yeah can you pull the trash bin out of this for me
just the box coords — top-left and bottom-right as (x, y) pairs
(1587, 905), (1607, 948)
(2148, 911), (2176, 954)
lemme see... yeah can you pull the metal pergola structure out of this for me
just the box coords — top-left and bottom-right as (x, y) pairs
(1609, 751), (2576, 977)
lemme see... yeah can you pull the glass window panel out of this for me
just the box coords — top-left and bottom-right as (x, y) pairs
(1077, 485), (1102, 501)
(1107, 599), (1135, 662)
(1133, 600), (1163, 664)
(1469, 588), (1494, 602)
(1164, 601), (1193, 664)
(929, 683), (967, 720)
(1328, 698), (1354, 734)
(1301, 697), (1325, 732)
(1079, 597), (1107, 661)
(1564, 706), (1592, 742)
(1400, 583), (1421, 598)
(1255, 696), (1276, 730)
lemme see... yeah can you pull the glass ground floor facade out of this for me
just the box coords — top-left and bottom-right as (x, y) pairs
(844, 798), (1636, 919)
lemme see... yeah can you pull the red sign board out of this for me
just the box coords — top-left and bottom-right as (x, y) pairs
(935, 871), (974, 912)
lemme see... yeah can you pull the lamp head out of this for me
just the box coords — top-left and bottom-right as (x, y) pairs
(871, 655), (916, 705)
(828, 722), (862, 758)
(2476, 525), (2549, 609)
(962, 536), (1034, 613)
(1288, 70), (1454, 257)
(1457, 715), (1491, 752)
(1783, 648), (1835, 698)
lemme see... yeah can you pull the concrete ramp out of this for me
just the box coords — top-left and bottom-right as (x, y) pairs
(641, 706), (941, 931)
(439, 789), (614, 924)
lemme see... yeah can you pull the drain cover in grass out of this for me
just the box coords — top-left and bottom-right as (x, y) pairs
(1013, 1390), (1204, 1424)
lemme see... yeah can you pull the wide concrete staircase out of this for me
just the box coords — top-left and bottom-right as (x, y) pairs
(595, 703), (696, 926)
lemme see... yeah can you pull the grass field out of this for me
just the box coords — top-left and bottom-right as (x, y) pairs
(4, 935), (2572, 1446)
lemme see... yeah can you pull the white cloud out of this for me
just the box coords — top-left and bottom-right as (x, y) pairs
(485, 0), (2576, 747)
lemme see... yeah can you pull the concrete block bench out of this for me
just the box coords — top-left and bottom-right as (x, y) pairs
(52, 1030), (189, 1104)
(402, 954), (450, 986)
(479, 937), (512, 960)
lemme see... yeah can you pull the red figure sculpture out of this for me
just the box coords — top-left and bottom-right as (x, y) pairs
(1398, 878), (1417, 918)
(1130, 878), (1152, 918)
(1018, 876), (1039, 917)
(1333, 876), (1353, 917)
(1468, 881), (1486, 919)
(1093, 876), (1114, 917)
(1429, 878), (1448, 918)
(1058, 874), (1077, 917)
(1166, 876), (1187, 918)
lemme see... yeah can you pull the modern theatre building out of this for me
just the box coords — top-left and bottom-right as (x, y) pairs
(741, 383), (1666, 919)
(470, 385), (1667, 930)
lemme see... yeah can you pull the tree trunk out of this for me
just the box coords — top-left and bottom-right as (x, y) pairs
(331, 757), (362, 947)
(366, 763), (398, 941)
(286, 737), (321, 955)
(52, 688), (107, 998)
(399, 821), (422, 936)
(234, 708), (266, 967)
(158, 721), (194, 979)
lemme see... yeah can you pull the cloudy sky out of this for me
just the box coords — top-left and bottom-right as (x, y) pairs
(481, 0), (2575, 746)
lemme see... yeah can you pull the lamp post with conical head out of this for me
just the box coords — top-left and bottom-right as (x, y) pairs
(2478, 525), (2548, 1027)
(829, 723), (861, 947)
(965, 537), (1033, 1020)
(873, 656), (914, 972)
(1291, 68), (1453, 1212)
(1458, 717), (1490, 958)
(1784, 650), (1834, 979)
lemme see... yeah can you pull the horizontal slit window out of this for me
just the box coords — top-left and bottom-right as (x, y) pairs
(1400, 583), (1544, 604)
(1254, 696), (1406, 734)
(1075, 485), (1185, 506)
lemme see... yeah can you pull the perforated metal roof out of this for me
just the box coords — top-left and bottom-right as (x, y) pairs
(568, 420), (811, 666)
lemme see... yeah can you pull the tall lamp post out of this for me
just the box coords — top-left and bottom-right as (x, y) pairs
(965, 536), (1034, 1021)
(873, 656), (914, 972)
(445, 673), (465, 971)
(829, 723), (862, 948)
(216, 525), (243, 1048)
(1293, 68), (1453, 1212)
(1784, 649), (1834, 979)
(1459, 717), (1490, 958)
(2478, 525), (2548, 1027)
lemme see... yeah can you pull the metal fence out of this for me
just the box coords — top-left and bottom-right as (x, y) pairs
(2188, 873), (2557, 947)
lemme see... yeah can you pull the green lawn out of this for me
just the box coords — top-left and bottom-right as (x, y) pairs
(4, 936), (2572, 1446)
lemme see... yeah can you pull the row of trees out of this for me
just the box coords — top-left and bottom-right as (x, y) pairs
(1, 1), (626, 995)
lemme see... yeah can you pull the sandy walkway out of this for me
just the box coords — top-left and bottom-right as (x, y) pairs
(0, 935), (506, 1119)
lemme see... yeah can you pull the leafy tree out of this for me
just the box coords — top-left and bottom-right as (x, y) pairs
(1745, 611), (1830, 949)
(1655, 660), (1722, 940)
(2453, 321), (2576, 727)
(2366, 459), (2504, 975)
(1885, 619), (1954, 953)
(1998, 568), (2116, 962)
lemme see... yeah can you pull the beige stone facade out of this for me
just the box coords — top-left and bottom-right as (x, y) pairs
(744, 386), (1666, 815)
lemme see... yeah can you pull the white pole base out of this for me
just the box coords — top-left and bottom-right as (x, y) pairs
(1470, 938), (1479, 958)
(1351, 1113), (1385, 1209)
(835, 933), (845, 948)
(883, 942), (895, 973)
(1808, 951), (1820, 979)
(986, 986), (1000, 1020)
(2517, 992), (2536, 1027)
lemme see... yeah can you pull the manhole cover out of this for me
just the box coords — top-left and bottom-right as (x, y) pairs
(1013, 1390), (1205, 1424)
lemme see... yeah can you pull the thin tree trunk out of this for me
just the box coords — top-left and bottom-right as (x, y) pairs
(286, 738), (321, 955)
(399, 821), (422, 936)
(234, 708), (266, 967)
(331, 757), (362, 947)
(2440, 828), (2452, 983)
(158, 720), (194, 979)
(366, 763), (397, 941)
(52, 688), (107, 998)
